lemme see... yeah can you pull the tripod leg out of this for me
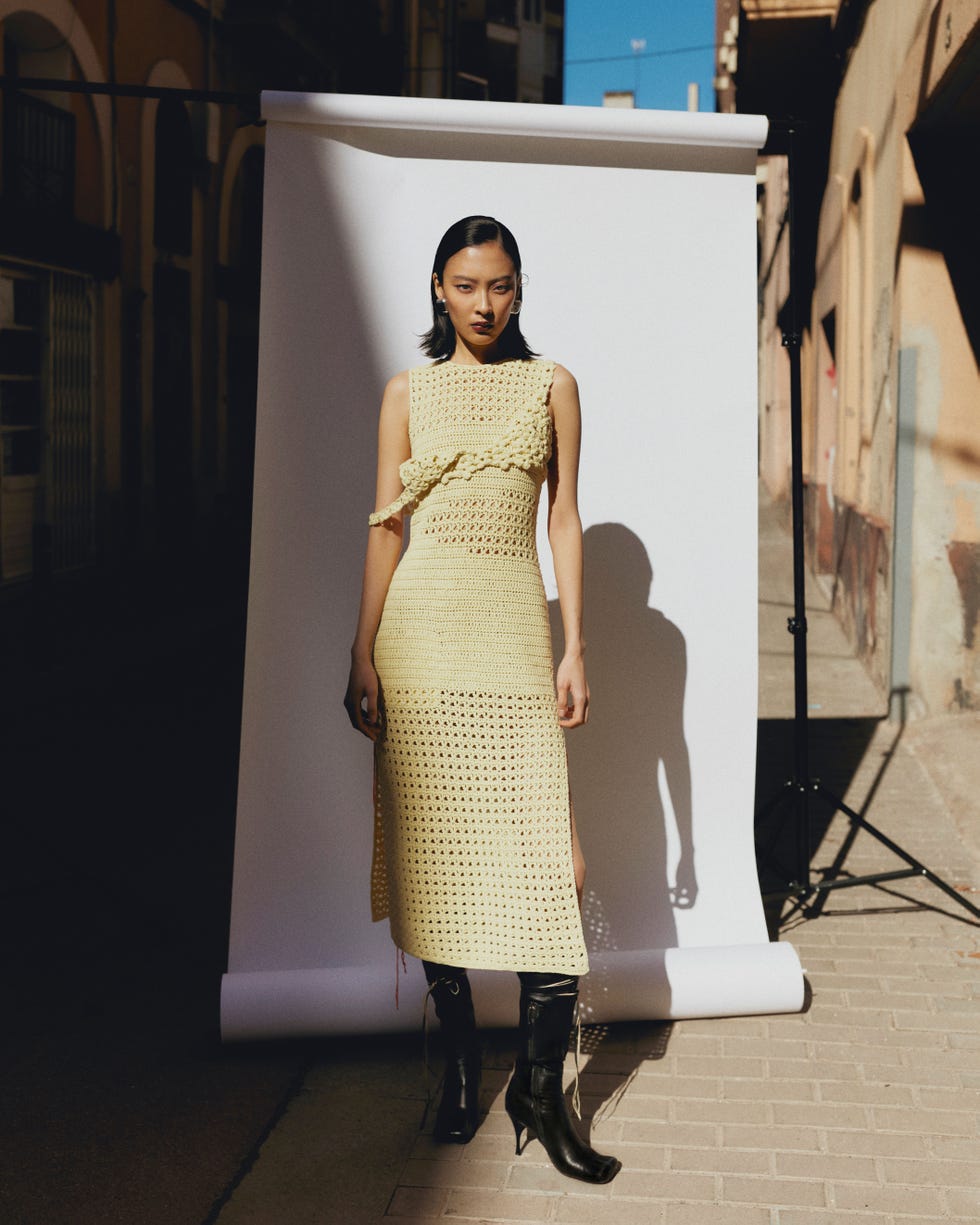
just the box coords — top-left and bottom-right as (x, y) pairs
(814, 783), (980, 920)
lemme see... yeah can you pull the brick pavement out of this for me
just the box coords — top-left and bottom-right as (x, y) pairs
(213, 495), (979, 1225)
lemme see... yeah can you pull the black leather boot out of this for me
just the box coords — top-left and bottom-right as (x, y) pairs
(424, 963), (481, 1143)
(506, 973), (621, 1183)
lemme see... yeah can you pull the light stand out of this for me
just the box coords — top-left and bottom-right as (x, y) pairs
(758, 120), (979, 924)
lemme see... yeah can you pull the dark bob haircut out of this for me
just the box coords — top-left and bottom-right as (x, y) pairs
(420, 215), (537, 362)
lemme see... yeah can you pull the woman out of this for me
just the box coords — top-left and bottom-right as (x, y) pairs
(344, 215), (620, 1184)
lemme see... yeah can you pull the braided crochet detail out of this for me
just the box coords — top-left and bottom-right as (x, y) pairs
(369, 359), (589, 975)
(368, 360), (554, 525)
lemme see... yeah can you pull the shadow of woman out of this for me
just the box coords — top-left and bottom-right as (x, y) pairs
(546, 523), (697, 1136)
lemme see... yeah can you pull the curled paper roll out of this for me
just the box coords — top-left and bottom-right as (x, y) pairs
(220, 942), (803, 1041)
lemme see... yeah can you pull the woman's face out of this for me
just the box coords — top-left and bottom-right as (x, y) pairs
(434, 241), (519, 357)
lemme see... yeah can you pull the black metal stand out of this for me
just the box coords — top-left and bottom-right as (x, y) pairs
(758, 121), (979, 924)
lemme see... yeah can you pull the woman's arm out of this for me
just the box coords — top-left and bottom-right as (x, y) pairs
(547, 364), (589, 730)
(344, 371), (411, 739)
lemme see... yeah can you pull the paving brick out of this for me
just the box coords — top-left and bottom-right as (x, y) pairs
(829, 931), (923, 947)
(673, 1099), (772, 1125)
(599, 1142), (663, 1172)
(610, 1170), (716, 1201)
(465, 1131), (549, 1161)
(789, 1024), (933, 1047)
(774, 1152), (877, 1182)
(556, 1197), (666, 1224)
(831, 1181), (945, 1215)
(814, 960), (917, 980)
(812, 946), (880, 962)
(923, 963), (979, 983)
(722, 1175), (827, 1207)
(915, 1087), (980, 1111)
(807, 1041), (904, 1066)
(723, 1123), (821, 1152)
(931, 1134), (980, 1160)
(804, 1008), (895, 1030)
(446, 1188), (560, 1221)
(667, 1056), (767, 1080)
(613, 1096), (671, 1120)
(721, 1037), (810, 1059)
(823, 1128), (929, 1159)
(399, 1157), (508, 1189)
(410, 1133), (466, 1161)
(657, 1034), (723, 1056)
(771, 1102), (869, 1130)
(721, 1079), (816, 1102)
(573, 1114), (621, 1144)
(767, 1058), (855, 1082)
(386, 1185), (451, 1217)
(878, 1157), (980, 1187)
(836, 1028), (950, 1050)
(387, 1218), (469, 1224)
(576, 1071), (638, 1099)
(872, 1106), (977, 1136)
(679, 1017), (770, 1037)
(775, 1214), (882, 1225)
(858, 1063), (963, 1088)
(626, 1076), (723, 1099)
(892, 1009), (977, 1032)
(815, 1082), (916, 1106)
(619, 1120), (718, 1147)
(898, 1046), (978, 1070)
(669, 1146), (771, 1175)
(884, 976), (971, 996)
(664, 1205), (770, 1225)
(801, 975), (890, 994)
(944, 1186), (980, 1218)
(948, 1031), (980, 1050)
(846, 990), (934, 1010)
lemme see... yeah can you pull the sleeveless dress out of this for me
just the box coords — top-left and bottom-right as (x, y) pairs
(368, 358), (589, 975)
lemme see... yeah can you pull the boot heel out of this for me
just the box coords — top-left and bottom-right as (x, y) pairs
(508, 1111), (523, 1154)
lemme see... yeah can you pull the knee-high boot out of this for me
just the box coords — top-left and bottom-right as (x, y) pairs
(506, 973), (621, 1184)
(423, 962), (481, 1144)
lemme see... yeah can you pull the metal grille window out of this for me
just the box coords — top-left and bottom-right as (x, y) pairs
(0, 266), (93, 582)
(49, 273), (94, 572)
(3, 92), (76, 217)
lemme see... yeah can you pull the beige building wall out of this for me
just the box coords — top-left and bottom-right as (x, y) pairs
(757, 155), (791, 501)
(753, 0), (979, 714)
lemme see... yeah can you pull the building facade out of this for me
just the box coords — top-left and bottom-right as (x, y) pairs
(404, 0), (564, 102)
(719, 0), (980, 715)
(0, 1), (562, 592)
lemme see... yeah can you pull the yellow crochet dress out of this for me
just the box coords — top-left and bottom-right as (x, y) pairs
(368, 358), (589, 975)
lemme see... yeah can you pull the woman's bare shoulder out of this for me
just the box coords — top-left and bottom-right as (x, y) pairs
(379, 370), (411, 432)
(549, 363), (580, 402)
(384, 369), (411, 399)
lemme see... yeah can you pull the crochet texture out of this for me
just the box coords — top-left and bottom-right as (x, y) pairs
(369, 359), (589, 975)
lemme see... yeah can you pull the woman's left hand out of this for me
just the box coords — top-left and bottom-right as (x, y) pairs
(556, 653), (590, 729)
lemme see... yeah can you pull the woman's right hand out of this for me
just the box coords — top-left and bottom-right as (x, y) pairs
(344, 657), (383, 740)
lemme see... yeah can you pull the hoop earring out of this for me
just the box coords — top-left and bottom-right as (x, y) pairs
(510, 300), (522, 316)
(436, 299), (448, 314)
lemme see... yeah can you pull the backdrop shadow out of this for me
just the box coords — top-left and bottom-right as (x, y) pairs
(551, 523), (694, 986)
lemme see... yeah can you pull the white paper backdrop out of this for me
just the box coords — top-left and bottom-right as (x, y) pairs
(220, 94), (802, 1040)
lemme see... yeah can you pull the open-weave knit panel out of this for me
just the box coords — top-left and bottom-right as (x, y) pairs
(369, 359), (588, 975)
